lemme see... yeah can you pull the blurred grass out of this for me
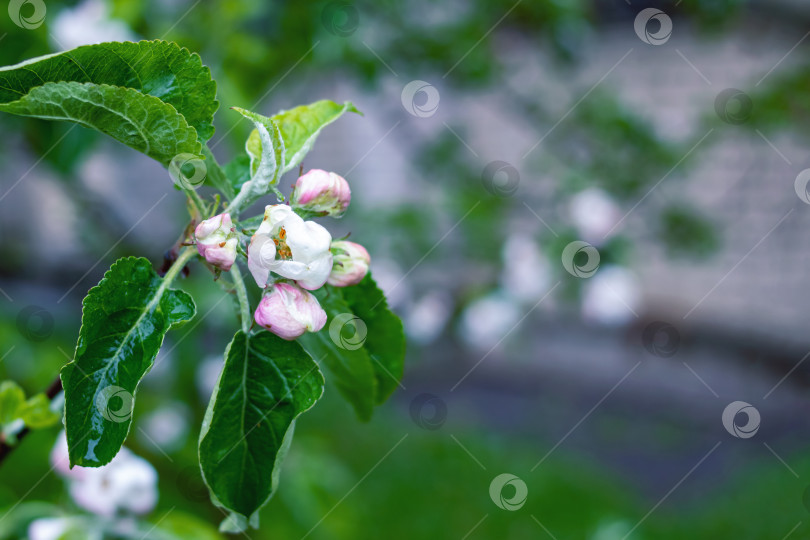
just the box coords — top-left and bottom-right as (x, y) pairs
(3, 384), (810, 539)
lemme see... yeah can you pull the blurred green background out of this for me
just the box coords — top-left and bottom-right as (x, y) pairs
(3, 0), (810, 538)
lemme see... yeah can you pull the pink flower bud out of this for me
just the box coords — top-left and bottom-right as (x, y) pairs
(327, 241), (370, 287)
(290, 169), (351, 218)
(195, 213), (238, 271)
(254, 282), (327, 340)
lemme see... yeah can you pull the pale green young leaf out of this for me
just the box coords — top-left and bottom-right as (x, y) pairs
(246, 100), (360, 175)
(231, 107), (286, 202)
(17, 394), (60, 429)
(0, 381), (25, 426)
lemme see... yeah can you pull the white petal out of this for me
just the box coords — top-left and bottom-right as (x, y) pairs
(287, 220), (332, 263)
(248, 234), (276, 287)
(266, 204), (296, 228)
(269, 259), (310, 281)
(296, 252), (333, 290)
(255, 204), (295, 235)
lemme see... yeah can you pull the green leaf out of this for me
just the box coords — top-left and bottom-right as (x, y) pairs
(299, 288), (377, 421)
(17, 393), (60, 428)
(0, 82), (202, 166)
(199, 331), (324, 531)
(0, 40), (218, 140)
(246, 100), (360, 175)
(339, 274), (405, 404)
(61, 256), (195, 467)
(299, 274), (405, 418)
(0, 381), (25, 426)
(232, 107), (286, 200)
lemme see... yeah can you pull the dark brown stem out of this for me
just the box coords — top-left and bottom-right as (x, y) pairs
(0, 376), (63, 466)
(160, 220), (197, 277)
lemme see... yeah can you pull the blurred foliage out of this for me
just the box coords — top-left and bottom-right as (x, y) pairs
(658, 205), (719, 259)
(0, 0), (768, 282)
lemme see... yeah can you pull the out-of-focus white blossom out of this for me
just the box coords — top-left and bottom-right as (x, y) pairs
(138, 402), (190, 453)
(404, 291), (453, 345)
(50, 431), (83, 481)
(581, 265), (641, 326)
(370, 259), (410, 308)
(458, 293), (521, 351)
(569, 188), (621, 244)
(500, 233), (551, 303)
(27, 517), (80, 540)
(51, 432), (158, 517)
(51, 0), (137, 50)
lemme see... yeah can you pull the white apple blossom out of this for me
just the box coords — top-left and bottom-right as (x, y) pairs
(248, 205), (332, 290)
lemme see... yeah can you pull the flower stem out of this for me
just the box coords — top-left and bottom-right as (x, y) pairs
(230, 264), (252, 333)
(226, 181), (252, 218)
(164, 246), (197, 284)
(186, 188), (207, 219)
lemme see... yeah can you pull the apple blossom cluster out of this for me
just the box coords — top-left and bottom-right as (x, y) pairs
(194, 169), (369, 340)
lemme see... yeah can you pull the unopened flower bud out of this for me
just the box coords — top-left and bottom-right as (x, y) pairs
(327, 241), (370, 287)
(195, 213), (238, 271)
(290, 169), (351, 218)
(254, 282), (327, 340)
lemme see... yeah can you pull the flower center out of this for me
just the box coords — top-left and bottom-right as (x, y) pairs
(273, 226), (292, 260)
